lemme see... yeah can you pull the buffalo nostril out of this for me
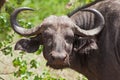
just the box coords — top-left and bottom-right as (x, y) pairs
(63, 54), (67, 60)
(51, 55), (55, 61)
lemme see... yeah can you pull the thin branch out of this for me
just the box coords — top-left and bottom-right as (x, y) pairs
(0, 77), (4, 80)
(0, 42), (15, 51)
(0, 71), (14, 75)
(0, 60), (6, 65)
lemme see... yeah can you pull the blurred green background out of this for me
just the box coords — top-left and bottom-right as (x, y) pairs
(0, 0), (94, 80)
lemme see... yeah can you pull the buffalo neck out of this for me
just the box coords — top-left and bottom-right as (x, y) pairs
(69, 50), (100, 80)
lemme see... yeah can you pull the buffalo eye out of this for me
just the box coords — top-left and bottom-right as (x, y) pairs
(65, 35), (74, 43)
(42, 32), (53, 45)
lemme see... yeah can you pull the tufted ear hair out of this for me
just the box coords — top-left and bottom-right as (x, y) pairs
(79, 39), (98, 54)
(74, 36), (98, 54)
(15, 35), (42, 53)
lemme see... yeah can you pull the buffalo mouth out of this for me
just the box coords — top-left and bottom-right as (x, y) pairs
(46, 61), (70, 69)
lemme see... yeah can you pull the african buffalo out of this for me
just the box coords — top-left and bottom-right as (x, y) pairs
(10, 0), (120, 80)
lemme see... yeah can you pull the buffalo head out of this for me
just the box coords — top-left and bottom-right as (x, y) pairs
(10, 7), (104, 69)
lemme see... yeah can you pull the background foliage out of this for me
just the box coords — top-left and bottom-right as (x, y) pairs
(0, 0), (94, 80)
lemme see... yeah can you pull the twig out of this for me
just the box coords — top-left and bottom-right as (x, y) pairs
(0, 76), (4, 80)
(0, 60), (6, 65)
(0, 42), (15, 51)
(0, 71), (14, 75)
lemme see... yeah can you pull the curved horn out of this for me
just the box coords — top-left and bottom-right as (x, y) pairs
(10, 7), (42, 36)
(74, 8), (105, 37)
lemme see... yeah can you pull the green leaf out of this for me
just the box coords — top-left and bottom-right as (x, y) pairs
(13, 57), (22, 67)
(34, 75), (41, 80)
(30, 59), (39, 69)
(36, 45), (43, 55)
(1, 46), (12, 55)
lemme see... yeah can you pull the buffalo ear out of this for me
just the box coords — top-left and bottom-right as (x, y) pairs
(15, 38), (41, 53)
(76, 38), (98, 54)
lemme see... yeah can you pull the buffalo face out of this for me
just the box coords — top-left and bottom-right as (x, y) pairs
(41, 16), (75, 69)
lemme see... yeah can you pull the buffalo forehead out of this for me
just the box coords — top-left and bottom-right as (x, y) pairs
(43, 26), (73, 37)
(42, 15), (74, 29)
(41, 15), (74, 36)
